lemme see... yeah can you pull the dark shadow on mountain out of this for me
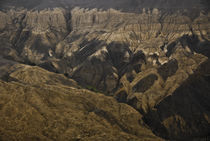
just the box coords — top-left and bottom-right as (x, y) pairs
(166, 34), (210, 58)
(38, 61), (58, 73)
(107, 42), (131, 73)
(143, 59), (210, 140)
(158, 59), (178, 81)
(179, 34), (210, 57)
(30, 35), (51, 55)
(75, 38), (106, 63)
(133, 74), (158, 93)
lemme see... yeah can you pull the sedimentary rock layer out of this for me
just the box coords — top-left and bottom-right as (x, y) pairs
(0, 5), (209, 140)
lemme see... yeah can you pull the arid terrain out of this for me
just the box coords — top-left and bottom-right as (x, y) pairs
(0, 0), (210, 140)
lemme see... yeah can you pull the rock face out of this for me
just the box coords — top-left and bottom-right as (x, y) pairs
(0, 1), (210, 140)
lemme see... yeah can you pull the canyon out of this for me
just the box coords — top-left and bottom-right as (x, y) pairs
(0, 0), (210, 140)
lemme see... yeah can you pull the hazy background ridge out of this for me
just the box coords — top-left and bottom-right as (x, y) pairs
(0, 0), (208, 11)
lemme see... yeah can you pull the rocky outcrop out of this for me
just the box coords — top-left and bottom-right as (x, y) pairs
(58, 8), (209, 94)
(0, 8), (70, 64)
(0, 5), (210, 140)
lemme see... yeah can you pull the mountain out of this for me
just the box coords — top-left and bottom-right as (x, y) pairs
(0, 0), (210, 140)
(0, 59), (163, 141)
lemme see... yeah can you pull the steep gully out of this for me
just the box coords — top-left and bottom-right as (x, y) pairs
(0, 7), (210, 140)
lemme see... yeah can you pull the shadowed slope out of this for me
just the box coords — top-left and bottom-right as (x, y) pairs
(143, 59), (210, 140)
(0, 62), (163, 141)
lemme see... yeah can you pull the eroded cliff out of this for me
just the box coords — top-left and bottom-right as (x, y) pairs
(0, 4), (210, 140)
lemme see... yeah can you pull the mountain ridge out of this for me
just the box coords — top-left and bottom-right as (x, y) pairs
(0, 2), (210, 140)
(0, 0), (208, 12)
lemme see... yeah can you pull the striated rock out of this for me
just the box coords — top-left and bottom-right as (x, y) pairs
(0, 8), (70, 64)
(1, 7), (209, 93)
(0, 2), (209, 140)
